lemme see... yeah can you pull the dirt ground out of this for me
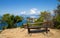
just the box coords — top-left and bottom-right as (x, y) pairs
(0, 28), (60, 38)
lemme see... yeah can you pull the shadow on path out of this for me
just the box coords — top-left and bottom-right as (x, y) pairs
(29, 29), (50, 33)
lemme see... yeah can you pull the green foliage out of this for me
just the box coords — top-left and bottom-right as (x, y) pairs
(58, 0), (60, 2)
(36, 11), (51, 22)
(53, 0), (60, 29)
(56, 15), (60, 22)
(2, 14), (23, 28)
(2, 26), (8, 30)
(14, 16), (23, 23)
(53, 15), (60, 29)
(36, 16), (43, 22)
(35, 11), (51, 26)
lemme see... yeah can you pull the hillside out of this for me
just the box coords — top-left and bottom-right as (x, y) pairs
(0, 28), (60, 38)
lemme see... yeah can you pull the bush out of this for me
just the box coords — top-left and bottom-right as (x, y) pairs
(53, 17), (60, 29)
(56, 25), (60, 29)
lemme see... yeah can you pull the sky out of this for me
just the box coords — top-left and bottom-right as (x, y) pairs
(0, 0), (58, 16)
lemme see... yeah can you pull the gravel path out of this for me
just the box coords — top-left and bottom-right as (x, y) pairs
(0, 28), (60, 38)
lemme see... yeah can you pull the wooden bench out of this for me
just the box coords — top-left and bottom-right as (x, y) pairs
(27, 22), (50, 34)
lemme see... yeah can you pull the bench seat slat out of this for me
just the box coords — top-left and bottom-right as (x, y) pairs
(28, 26), (48, 29)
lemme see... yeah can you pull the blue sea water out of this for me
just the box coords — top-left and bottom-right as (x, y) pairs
(0, 22), (8, 30)
(0, 19), (27, 30)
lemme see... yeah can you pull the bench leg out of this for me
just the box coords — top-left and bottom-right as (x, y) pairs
(28, 28), (30, 34)
(46, 27), (48, 33)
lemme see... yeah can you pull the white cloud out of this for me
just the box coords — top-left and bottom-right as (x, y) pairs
(30, 8), (38, 14)
(20, 11), (26, 14)
(8, 11), (26, 16)
(19, 8), (40, 15)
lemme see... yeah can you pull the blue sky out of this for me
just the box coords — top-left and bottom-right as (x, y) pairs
(0, 0), (58, 16)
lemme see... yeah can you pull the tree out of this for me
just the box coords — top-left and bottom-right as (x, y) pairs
(54, 0), (60, 15)
(58, 0), (60, 2)
(53, 0), (60, 29)
(35, 11), (52, 27)
(2, 14), (23, 28)
(36, 11), (51, 22)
